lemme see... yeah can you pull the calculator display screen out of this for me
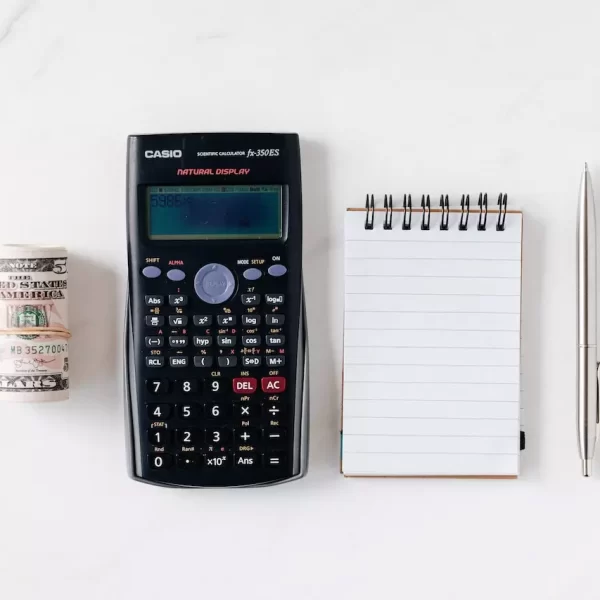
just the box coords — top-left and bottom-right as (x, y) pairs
(147, 185), (283, 240)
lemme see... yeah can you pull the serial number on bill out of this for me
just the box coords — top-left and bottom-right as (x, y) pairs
(11, 344), (68, 355)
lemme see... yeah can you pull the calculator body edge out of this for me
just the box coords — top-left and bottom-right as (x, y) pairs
(124, 132), (308, 487)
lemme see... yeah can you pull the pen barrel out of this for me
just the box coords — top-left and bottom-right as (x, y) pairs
(577, 170), (597, 345)
(577, 346), (599, 461)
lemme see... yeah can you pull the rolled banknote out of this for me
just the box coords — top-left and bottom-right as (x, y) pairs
(0, 246), (69, 401)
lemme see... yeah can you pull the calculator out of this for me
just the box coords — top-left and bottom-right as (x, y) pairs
(124, 132), (308, 487)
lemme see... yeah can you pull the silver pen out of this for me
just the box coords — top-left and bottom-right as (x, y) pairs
(577, 163), (599, 477)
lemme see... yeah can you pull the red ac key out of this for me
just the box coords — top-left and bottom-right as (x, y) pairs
(261, 376), (286, 393)
(233, 377), (257, 394)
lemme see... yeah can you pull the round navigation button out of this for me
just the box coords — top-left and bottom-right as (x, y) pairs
(243, 268), (262, 281)
(194, 263), (235, 304)
(166, 268), (186, 282)
(267, 264), (287, 277)
(142, 266), (161, 279)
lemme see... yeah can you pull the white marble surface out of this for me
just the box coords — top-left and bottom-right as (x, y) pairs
(0, 1), (599, 598)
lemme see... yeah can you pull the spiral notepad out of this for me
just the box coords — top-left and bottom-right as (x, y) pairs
(342, 194), (523, 478)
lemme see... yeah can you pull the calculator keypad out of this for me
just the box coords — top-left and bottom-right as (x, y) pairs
(139, 259), (292, 482)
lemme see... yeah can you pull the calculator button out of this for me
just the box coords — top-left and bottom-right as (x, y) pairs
(206, 378), (227, 395)
(265, 452), (286, 468)
(193, 336), (213, 347)
(145, 356), (165, 368)
(142, 266), (162, 278)
(217, 335), (237, 347)
(146, 379), (170, 394)
(177, 379), (198, 394)
(169, 336), (188, 348)
(265, 294), (284, 305)
(145, 295), (164, 306)
(205, 453), (231, 468)
(166, 268), (186, 282)
(206, 428), (230, 445)
(235, 452), (260, 467)
(242, 314), (261, 326)
(218, 356), (238, 368)
(266, 334), (285, 346)
(194, 356), (213, 368)
(178, 404), (202, 419)
(169, 356), (189, 367)
(264, 427), (286, 443)
(148, 429), (172, 445)
(242, 335), (261, 347)
(145, 315), (164, 327)
(217, 315), (237, 326)
(147, 403), (172, 419)
(241, 293), (261, 306)
(265, 314), (285, 326)
(149, 453), (173, 469)
(263, 403), (286, 418)
(169, 294), (188, 307)
(193, 315), (213, 326)
(233, 377), (258, 394)
(235, 428), (260, 444)
(177, 454), (202, 469)
(235, 402), (261, 419)
(265, 356), (285, 367)
(206, 402), (232, 419)
(145, 336), (164, 348)
(194, 263), (236, 304)
(169, 315), (188, 327)
(261, 376), (286, 393)
(242, 356), (262, 368)
(267, 264), (287, 277)
(178, 428), (203, 445)
(242, 268), (262, 281)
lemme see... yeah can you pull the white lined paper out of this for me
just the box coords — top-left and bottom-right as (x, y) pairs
(342, 209), (522, 477)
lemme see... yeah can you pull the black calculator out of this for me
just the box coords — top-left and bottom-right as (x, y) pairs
(124, 132), (308, 487)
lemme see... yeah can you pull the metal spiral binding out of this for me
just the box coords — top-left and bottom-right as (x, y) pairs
(497, 193), (507, 231)
(440, 194), (449, 230)
(364, 194), (374, 230)
(383, 194), (393, 230)
(477, 193), (488, 231)
(421, 195), (431, 230)
(459, 194), (470, 231)
(402, 194), (412, 230)
(361, 193), (509, 232)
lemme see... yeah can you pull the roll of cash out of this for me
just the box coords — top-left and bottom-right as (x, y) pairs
(0, 246), (69, 401)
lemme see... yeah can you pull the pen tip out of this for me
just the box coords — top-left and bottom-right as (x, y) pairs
(584, 162), (589, 172)
(583, 459), (593, 477)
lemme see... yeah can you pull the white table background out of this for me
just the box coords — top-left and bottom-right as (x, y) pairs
(0, 1), (597, 598)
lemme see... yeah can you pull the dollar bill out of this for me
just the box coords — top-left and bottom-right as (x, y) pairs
(0, 248), (69, 401)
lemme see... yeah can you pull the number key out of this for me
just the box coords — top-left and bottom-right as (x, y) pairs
(178, 428), (203, 446)
(147, 403), (172, 420)
(177, 379), (199, 394)
(149, 453), (173, 469)
(206, 428), (230, 445)
(148, 429), (172, 445)
(178, 403), (202, 420)
(206, 402), (232, 420)
(146, 379), (170, 395)
(207, 378), (227, 395)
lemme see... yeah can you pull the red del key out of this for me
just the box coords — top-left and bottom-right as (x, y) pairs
(261, 376), (286, 393)
(233, 377), (257, 394)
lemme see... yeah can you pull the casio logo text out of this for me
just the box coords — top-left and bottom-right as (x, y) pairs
(145, 150), (183, 159)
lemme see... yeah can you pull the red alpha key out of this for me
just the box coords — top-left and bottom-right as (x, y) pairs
(233, 377), (258, 394)
(261, 376), (286, 393)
